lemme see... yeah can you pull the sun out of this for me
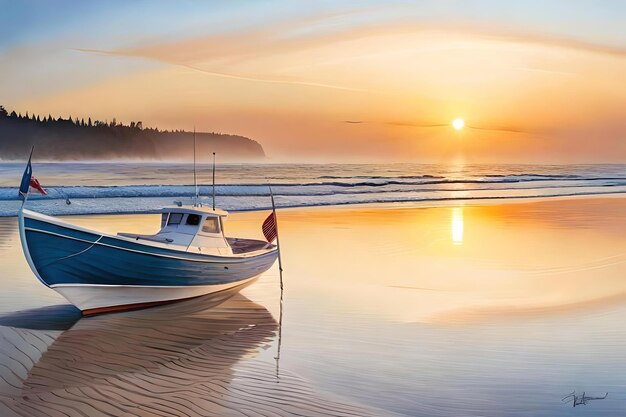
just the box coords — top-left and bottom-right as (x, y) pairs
(452, 118), (465, 131)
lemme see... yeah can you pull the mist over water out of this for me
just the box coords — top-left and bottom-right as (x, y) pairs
(0, 163), (624, 216)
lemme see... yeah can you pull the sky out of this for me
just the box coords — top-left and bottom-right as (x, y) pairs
(1, 0), (625, 163)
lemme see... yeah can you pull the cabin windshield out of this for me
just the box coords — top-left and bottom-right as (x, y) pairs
(186, 214), (201, 226)
(202, 217), (220, 234)
(167, 213), (183, 226)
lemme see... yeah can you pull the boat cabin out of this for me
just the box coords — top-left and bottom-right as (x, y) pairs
(119, 206), (233, 255)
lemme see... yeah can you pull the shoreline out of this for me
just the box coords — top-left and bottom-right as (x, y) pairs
(0, 190), (622, 218)
(1, 191), (625, 218)
(261, 191), (626, 214)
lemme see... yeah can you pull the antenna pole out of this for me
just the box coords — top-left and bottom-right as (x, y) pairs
(193, 127), (199, 206)
(212, 152), (216, 210)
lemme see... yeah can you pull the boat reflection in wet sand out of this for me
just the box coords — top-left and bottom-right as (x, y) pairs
(19, 205), (278, 315)
(0, 294), (379, 417)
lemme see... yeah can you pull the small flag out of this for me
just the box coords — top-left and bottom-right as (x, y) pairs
(262, 212), (278, 243)
(29, 177), (47, 195)
(18, 147), (46, 200)
(18, 149), (33, 200)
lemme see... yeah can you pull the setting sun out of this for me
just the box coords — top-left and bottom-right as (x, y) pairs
(452, 118), (465, 131)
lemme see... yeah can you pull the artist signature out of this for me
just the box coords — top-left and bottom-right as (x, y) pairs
(562, 391), (608, 407)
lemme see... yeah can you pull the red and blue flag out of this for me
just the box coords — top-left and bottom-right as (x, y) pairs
(19, 147), (47, 200)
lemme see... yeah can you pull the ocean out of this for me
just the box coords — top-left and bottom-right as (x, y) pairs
(0, 162), (624, 216)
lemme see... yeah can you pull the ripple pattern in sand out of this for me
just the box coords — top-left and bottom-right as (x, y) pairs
(0, 295), (381, 417)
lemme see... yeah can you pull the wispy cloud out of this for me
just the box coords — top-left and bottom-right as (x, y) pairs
(73, 11), (626, 96)
(75, 48), (370, 92)
(95, 16), (626, 64)
(467, 125), (531, 135)
(343, 120), (532, 134)
(385, 121), (449, 128)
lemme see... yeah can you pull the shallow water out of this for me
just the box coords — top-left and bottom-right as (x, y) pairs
(0, 197), (625, 416)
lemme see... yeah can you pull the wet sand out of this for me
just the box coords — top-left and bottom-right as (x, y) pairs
(0, 197), (624, 416)
(0, 295), (383, 417)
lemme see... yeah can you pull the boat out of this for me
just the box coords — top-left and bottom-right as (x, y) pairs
(19, 205), (279, 315)
(16, 147), (280, 316)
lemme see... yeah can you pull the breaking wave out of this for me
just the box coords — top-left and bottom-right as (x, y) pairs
(0, 170), (624, 216)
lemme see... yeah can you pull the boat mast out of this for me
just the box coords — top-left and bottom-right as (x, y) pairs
(212, 152), (216, 210)
(193, 127), (199, 206)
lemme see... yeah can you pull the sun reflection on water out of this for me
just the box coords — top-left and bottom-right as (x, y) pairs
(452, 207), (464, 245)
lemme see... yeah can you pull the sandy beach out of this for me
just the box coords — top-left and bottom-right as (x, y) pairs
(0, 196), (624, 416)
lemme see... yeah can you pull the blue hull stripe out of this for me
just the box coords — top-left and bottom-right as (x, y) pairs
(24, 218), (277, 287)
(25, 218), (275, 263)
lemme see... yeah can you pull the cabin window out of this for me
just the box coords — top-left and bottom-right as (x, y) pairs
(202, 217), (220, 234)
(161, 213), (169, 228)
(186, 214), (201, 226)
(167, 213), (183, 225)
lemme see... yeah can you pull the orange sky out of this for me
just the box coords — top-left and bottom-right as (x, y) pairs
(2, 2), (625, 162)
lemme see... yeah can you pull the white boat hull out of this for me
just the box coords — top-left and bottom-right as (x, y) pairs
(52, 276), (259, 316)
